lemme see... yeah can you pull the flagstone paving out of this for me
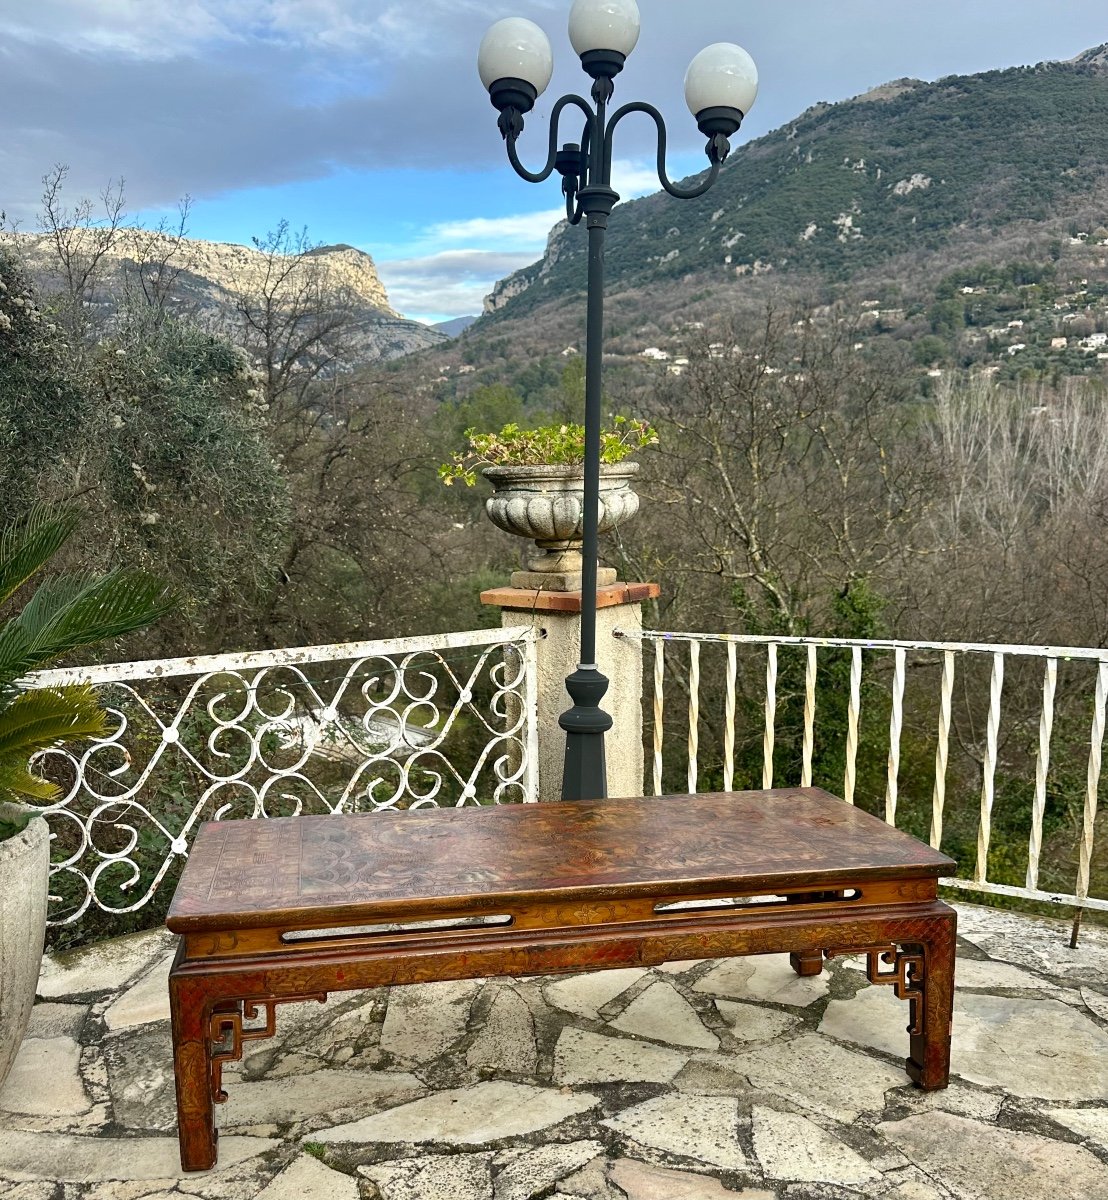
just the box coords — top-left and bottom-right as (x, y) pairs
(1, 902), (1107, 1198)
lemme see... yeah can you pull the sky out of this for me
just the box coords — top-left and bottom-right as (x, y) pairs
(1, 2), (1105, 324)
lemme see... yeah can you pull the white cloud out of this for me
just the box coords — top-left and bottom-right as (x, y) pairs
(429, 207), (567, 250)
(376, 199), (573, 320)
(611, 157), (669, 199)
(0, 1), (242, 59)
(382, 276), (514, 324)
(381, 249), (537, 276)
(0, 0), (559, 60)
(377, 242), (547, 322)
(424, 157), (679, 250)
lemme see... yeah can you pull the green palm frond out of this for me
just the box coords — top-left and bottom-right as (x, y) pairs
(0, 626), (32, 695)
(0, 686), (110, 802)
(0, 506), (173, 814)
(0, 571), (176, 690)
(0, 686), (109, 754)
(0, 759), (61, 801)
(0, 506), (79, 609)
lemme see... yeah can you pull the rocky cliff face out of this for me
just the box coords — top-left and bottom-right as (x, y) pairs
(1071, 43), (1108, 70)
(483, 220), (570, 314)
(300, 242), (396, 314)
(0, 230), (447, 364)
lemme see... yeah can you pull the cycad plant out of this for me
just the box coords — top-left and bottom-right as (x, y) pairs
(0, 506), (174, 840)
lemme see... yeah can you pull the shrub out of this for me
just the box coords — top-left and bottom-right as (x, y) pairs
(439, 416), (658, 487)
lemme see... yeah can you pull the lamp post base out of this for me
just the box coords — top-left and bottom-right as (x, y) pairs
(559, 666), (614, 800)
(482, 583), (658, 802)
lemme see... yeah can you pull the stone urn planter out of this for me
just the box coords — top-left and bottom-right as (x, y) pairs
(484, 462), (641, 590)
(0, 804), (49, 1091)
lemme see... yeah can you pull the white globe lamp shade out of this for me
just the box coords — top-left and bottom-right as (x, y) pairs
(684, 42), (759, 119)
(478, 17), (554, 95)
(568, 0), (641, 58)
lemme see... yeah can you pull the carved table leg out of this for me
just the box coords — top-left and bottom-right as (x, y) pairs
(170, 961), (328, 1171)
(825, 906), (957, 1091)
(904, 909), (957, 1090)
(789, 949), (825, 977)
(169, 971), (219, 1172)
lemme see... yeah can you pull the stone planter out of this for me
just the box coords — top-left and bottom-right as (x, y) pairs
(0, 803), (49, 1092)
(483, 463), (641, 590)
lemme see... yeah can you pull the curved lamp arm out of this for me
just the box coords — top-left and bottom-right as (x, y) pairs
(505, 94), (594, 184)
(603, 101), (722, 200)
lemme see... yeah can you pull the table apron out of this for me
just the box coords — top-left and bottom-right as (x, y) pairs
(170, 899), (956, 997)
(178, 877), (941, 960)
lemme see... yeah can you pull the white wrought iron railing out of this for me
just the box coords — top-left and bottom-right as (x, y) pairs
(28, 625), (539, 927)
(621, 631), (1108, 934)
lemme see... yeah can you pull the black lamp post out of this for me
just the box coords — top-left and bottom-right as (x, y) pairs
(478, 1), (758, 801)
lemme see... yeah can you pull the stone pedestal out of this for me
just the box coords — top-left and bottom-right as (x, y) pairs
(481, 582), (659, 803)
(510, 566), (617, 592)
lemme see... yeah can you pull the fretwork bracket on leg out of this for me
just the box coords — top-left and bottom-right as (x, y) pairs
(825, 944), (925, 1033)
(825, 925), (954, 1092)
(208, 994), (327, 1104)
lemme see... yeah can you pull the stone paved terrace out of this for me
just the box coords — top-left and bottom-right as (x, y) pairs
(1, 902), (1107, 1200)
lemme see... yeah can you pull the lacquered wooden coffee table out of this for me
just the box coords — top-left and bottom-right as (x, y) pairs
(166, 788), (957, 1171)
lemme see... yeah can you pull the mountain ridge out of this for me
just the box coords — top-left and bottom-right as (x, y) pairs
(0, 229), (448, 364)
(478, 46), (1108, 324)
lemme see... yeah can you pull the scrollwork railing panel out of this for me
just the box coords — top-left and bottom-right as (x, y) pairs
(24, 626), (539, 928)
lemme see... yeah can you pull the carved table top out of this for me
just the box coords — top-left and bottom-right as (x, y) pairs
(167, 789), (956, 934)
